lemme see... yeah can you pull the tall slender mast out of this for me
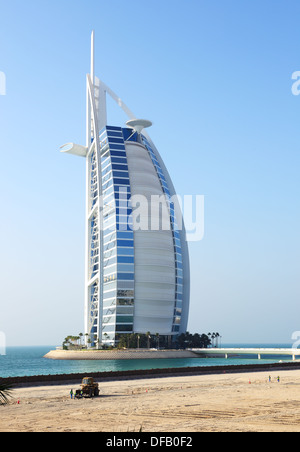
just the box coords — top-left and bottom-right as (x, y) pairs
(84, 31), (102, 346)
(86, 31), (95, 147)
(91, 30), (95, 86)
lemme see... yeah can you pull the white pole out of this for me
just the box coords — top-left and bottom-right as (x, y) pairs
(91, 30), (95, 86)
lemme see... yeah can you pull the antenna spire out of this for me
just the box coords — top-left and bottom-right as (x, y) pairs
(91, 30), (95, 85)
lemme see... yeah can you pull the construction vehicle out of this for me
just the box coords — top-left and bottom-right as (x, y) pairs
(75, 377), (100, 398)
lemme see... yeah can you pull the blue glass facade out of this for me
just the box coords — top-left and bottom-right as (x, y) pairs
(99, 126), (135, 343)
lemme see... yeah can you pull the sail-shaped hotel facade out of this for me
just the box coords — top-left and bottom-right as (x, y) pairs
(61, 33), (190, 346)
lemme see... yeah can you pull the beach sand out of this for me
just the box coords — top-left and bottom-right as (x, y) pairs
(1, 369), (300, 432)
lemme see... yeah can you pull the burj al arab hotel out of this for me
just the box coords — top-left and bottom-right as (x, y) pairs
(61, 33), (190, 347)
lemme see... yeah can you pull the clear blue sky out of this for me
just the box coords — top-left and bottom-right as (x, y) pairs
(0, 0), (299, 346)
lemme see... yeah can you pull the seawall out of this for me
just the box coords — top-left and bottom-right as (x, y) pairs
(44, 349), (197, 360)
(2, 361), (300, 388)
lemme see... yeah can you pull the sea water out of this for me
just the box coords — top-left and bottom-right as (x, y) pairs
(0, 344), (296, 378)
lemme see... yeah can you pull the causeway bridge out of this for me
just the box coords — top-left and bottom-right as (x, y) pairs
(190, 348), (300, 361)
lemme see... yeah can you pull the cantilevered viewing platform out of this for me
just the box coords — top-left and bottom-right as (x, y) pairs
(191, 348), (300, 361)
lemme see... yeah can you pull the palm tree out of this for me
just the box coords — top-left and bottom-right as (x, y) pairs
(63, 337), (71, 349)
(211, 333), (216, 348)
(219, 335), (222, 348)
(0, 383), (13, 406)
(208, 333), (211, 348)
(155, 333), (160, 350)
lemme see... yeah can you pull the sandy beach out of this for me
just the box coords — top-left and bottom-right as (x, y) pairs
(1, 369), (300, 432)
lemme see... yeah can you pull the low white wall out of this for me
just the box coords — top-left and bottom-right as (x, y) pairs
(44, 349), (197, 360)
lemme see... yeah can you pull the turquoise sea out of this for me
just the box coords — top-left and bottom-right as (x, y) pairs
(0, 344), (296, 378)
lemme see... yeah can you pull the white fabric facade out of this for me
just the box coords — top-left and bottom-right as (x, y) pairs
(126, 142), (176, 334)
